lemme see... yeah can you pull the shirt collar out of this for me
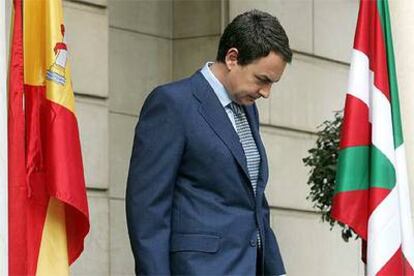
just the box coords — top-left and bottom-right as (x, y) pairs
(200, 62), (233, 108)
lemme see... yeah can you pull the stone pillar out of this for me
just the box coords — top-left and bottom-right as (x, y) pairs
(172, 0), (222, 80)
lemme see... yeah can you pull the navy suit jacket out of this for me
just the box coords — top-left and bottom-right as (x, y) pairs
(126, 70), (285, 275)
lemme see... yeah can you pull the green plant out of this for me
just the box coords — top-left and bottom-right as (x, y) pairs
(302, 111), (357, 242)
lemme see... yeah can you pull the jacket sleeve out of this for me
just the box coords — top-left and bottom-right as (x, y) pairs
(126, 87), (185, 275)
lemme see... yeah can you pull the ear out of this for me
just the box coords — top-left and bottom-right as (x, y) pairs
(224, 48), (239, 70)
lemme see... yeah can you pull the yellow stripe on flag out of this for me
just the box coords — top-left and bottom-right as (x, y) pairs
(23, 0), (45, 86)
(36, 198), (69, 276)
(24, 0), (75, 113)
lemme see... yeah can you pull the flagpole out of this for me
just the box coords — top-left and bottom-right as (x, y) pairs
(0, 0), (9, 273)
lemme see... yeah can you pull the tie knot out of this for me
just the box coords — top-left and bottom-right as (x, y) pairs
(229, 102), (242, 115)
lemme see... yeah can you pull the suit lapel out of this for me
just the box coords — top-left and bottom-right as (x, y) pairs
(243, 105), (269, 187)
(191, 72), (250, 181)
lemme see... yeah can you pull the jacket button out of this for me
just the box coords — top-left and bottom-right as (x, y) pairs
(250, 239), (257, 247)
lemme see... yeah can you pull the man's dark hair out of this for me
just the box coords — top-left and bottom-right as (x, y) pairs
(216, 9), (292, 65)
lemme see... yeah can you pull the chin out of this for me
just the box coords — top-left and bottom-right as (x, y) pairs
(234, 96), (256, 106)
(240, 99), (255, 106)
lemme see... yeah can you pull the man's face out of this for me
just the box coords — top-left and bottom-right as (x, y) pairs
(225, 51), (287, 105)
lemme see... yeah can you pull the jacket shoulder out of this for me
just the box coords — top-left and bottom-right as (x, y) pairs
(139, 73), (200, 118)
(153, 74), (197, 100)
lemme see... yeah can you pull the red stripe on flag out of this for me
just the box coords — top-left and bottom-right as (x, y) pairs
(42, 94), (89, 264)
(331, 190), (369, 240)
(367, 187), (390, 220)
(377, 247), (414, 276)
(353, 0), (390, 100)
(8, 0), (33, 273)
(25, 84), (90, 265)
(9, 82), (89, 275)
(331, 187), (390, 241)
(340, 94), (371, 149)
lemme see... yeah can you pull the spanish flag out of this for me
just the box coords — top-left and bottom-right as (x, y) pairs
(8, 0), (90, 275)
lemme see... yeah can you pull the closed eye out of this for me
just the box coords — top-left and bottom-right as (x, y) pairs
(255, 76), (269, 84)
(255, 76), (274, 85)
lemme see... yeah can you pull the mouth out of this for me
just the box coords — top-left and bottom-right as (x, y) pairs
(242, 97), (256, 104)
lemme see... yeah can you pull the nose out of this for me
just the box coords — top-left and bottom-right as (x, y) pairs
(259, 84), (271, 98)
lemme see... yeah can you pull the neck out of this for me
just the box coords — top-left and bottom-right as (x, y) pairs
(209, 62), (229, 88)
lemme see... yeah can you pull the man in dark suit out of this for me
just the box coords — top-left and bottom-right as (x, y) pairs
(126, 9), (292, 276)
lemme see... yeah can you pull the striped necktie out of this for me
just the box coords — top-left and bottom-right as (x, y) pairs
(228, 102), (262, 248)
(228, 102), (261, 194)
